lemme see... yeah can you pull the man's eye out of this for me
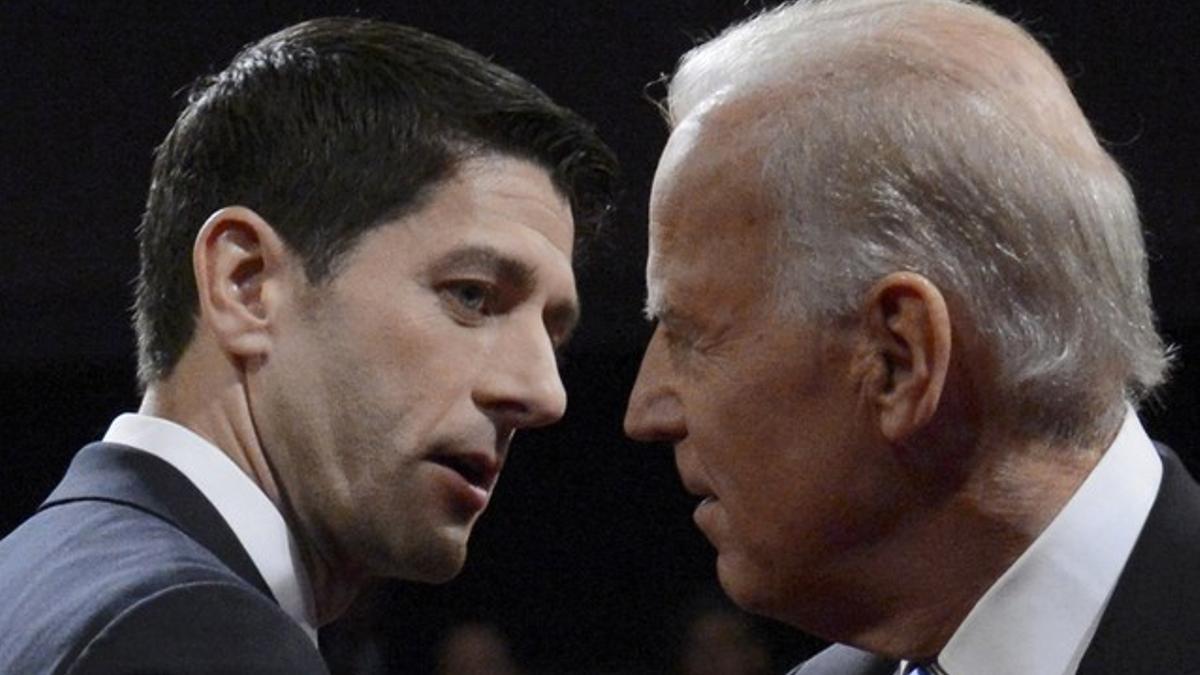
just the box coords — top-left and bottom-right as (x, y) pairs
(443, 282), (492, 315)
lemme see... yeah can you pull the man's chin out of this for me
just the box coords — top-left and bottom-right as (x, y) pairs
(412, 558), (467, 584)
(714, 552), (774, 617)
(379, 537), (469, 584)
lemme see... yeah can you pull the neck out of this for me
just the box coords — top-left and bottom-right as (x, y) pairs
(844, 430), (1108, 660)
(140, 379), (281, 505)
(140, 341), (365, 625)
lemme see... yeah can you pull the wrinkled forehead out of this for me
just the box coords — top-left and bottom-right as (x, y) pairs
(654, 98), (766, 226)
(646, 96), (777, 310)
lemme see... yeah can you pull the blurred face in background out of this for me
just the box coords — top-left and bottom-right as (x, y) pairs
(436, 622), (523, 675)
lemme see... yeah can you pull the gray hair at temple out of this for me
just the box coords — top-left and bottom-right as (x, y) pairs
(664, 0), (1169, 443)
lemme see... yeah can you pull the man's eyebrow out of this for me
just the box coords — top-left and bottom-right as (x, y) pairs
(431, 245), (535, 289)
(645, 301), (698, 340)
(644, 289), (679, 326)
(643, 285), (665, 322)
(643, 301), (661, 323)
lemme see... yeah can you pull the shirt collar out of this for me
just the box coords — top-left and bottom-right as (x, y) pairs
(103, 413), (319, 645)
(931, 406), (1161, 675)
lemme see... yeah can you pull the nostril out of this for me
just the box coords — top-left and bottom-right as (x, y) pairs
(478, 396), (562, 430)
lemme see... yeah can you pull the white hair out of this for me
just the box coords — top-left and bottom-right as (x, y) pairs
(667, 0), (1169, 442)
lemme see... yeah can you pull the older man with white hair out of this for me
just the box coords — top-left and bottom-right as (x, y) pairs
(624, 1), (1200, 673)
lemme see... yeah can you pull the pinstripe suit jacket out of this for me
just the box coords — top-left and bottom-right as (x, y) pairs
(0, 442), (330, 674)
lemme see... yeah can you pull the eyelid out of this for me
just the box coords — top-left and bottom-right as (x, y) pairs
(657, 312), (689, 342)
(661, 317), (705, 359)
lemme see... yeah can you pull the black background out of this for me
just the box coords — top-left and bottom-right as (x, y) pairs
(1, 2), (1197, 673)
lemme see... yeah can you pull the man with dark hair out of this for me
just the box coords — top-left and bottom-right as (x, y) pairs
(624, 0), (1199, 673)
(0, 17), (615, 674)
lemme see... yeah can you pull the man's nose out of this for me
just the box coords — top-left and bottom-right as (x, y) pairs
(475, 320), (568, 430)
(624, 328), (686, 443)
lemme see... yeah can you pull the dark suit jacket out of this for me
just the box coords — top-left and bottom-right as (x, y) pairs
(791, 446), (1200, 675)
(0, 442), (330, 674)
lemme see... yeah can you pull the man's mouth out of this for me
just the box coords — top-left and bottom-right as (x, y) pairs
(430, 451), (499, 492)
(679, 473), (715, 504)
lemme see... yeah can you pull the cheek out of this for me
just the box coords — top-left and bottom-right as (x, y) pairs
(282, 332), (423, 494)
(701, 374), (863, 529)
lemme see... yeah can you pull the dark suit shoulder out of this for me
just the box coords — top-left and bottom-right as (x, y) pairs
(0, 499), (277, 674)
(67, 580), (327, 675)
(1080, 448), (1200, 673)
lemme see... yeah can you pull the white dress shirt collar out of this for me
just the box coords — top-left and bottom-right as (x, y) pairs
(916, 407), (1161, 675)
(103, 413), (319, 645)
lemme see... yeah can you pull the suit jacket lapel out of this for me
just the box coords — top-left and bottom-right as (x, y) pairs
(1078, 446), (1200, 674)
(40, 442), (275, 602)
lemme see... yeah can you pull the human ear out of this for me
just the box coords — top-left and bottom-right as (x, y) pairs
(861, 272), (952, 444)
(192, 206), (292, 361)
